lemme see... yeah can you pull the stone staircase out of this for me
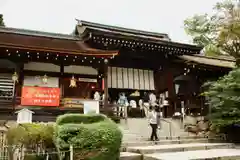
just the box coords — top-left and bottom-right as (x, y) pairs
(119, 118), (240, 160)
(119, 118), (193, 141)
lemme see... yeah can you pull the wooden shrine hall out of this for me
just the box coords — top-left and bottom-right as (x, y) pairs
(0, 20), (229, 121)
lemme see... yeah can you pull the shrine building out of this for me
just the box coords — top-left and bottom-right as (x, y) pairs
(0, 20), (233, 121)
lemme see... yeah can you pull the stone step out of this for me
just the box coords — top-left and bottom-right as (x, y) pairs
(122, 135), (206, 142)
(120, 152), (141, 160)
(144, 149), (240, 160)
(120, 126), (199, 140)
(122, 138), (209, 147)
(126, 143), (234, 154)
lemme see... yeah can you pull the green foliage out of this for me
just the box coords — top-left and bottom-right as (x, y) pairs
(55, 113), (122, 160)
(6, 123), (55, 148)
(56, 113), (107, 125)
(184, 0), (240, 60)
(203, 67), (240, 132)
(0, 14), (4, 26)
(6, 123), (56, 160)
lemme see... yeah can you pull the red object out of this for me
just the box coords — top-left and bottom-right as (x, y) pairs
(102, 78), (104, 91)
(21, 86), (60, 106)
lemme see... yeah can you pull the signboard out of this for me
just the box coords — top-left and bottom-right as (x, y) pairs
(83, 100), (100, 114)
(78, 78), (97, 83)
(21, 87), (60, 106)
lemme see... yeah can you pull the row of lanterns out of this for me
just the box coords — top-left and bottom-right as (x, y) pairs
(12, 72), (48, 84)
(12, 73), (96, 89)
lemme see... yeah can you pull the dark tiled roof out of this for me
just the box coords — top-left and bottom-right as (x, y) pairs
(76, 20), (203, 52)
(77, 20), (170, 41)
(0, 26), (78, 40)
(0, 28), (118, 56)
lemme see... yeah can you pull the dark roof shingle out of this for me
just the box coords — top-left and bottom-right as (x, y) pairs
(0, 29), (118, 56)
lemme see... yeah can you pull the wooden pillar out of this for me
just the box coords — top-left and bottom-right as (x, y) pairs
(103, 59), (109, 107)
(60, 63), (64, 99)
(167, 71), (175, 117)
(12, 63), (24, 111)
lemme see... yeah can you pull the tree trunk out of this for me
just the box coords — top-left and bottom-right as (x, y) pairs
(235, 58), (240, 67)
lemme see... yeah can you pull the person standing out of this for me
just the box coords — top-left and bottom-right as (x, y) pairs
(117, 93), (128, 118)
(139, 99), (144, 117)
(148, 106), (159, 141)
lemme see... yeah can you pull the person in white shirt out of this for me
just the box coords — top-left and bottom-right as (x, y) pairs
(149, 92), (157, 107)
(94, 91), (101, 101)
(148, 106), (159, 141)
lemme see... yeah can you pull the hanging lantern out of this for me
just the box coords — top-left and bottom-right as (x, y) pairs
(69, 76), (77, 88)
(12, 72), (18, 83)
(42, 74), (48, 84)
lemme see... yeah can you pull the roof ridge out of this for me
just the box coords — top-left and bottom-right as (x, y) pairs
(77, 20), (170, 40)
(0, 26), (79, 40)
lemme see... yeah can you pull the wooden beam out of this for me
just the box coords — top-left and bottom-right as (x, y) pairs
(103, 59), (109, 107)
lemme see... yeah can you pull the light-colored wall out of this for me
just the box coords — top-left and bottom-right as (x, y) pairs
(24, 62), (60, 72)
(23, 76), (59, 88)
(64, 65), (98, 75)
(108, 67), (155, 90)
(24, 62), (98, 75)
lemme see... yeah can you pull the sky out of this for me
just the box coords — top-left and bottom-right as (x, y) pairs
(0, 0), (219, 43)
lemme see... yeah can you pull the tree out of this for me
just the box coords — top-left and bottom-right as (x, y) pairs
(0, 14), (5, 26)
(184, 0), (240, 65)
(203, 68), (240, 140)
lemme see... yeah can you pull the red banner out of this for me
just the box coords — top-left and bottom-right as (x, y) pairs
(21, 87), (60, 106)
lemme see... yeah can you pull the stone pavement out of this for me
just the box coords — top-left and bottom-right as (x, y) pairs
(144, 148), (240, 160)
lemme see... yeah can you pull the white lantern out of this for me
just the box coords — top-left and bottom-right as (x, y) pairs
(42, 74), (48, 84)
(12, 72), (18, 83)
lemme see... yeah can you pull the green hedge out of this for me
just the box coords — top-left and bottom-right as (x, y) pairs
(55, 113), (122, 160)
(56, 113), (107, 125)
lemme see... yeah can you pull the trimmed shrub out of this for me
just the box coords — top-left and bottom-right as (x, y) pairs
(56, 113), (106, 125)
(55, 113), (122, 160)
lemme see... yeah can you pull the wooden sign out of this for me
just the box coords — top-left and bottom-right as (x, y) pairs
(21, 86), (60, 106)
